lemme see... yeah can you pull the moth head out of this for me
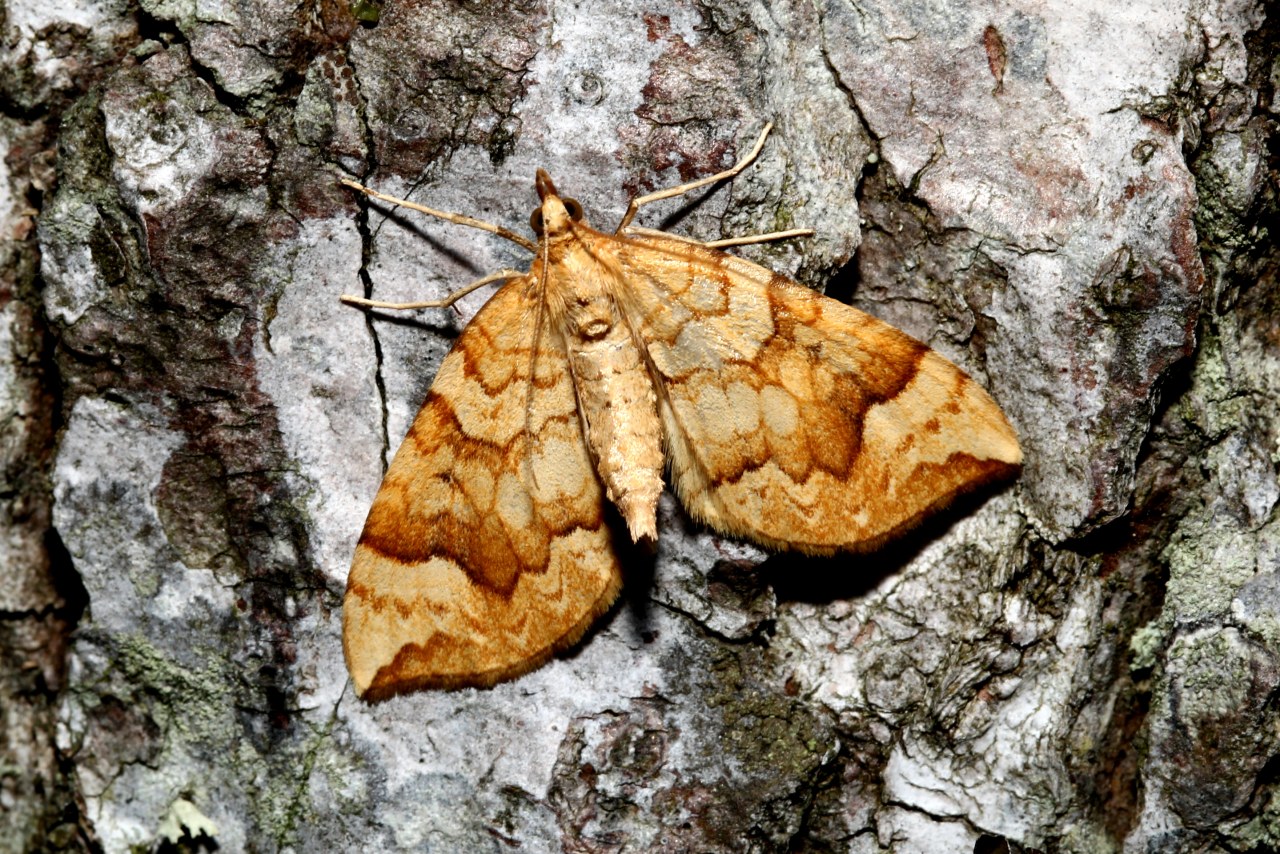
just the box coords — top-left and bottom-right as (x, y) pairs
(531, 168), (585, 238)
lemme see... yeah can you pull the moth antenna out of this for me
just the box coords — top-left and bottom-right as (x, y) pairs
(339, 177), (538, 253)
(615, 122), (774, 233)
(621, 225), (815, 248)
(523, 235), (554, 492)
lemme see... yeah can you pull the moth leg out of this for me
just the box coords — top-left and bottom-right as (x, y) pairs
(623, 225), (813, 248)
(340, 269), (521, 311)
(339, 177), (537, 252)
(615, 122), (775, 233)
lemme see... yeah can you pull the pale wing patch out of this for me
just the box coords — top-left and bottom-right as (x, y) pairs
(617, 232), (1022, 554)
(760, 385), (799, 436)
(531, 434), (598, 501)
(723, 280), (774, 360)
(495, 471), (534, 530)
(687, 274), (728, 314)
(724, 381), (762, 436)
(342, 279), (622, 700)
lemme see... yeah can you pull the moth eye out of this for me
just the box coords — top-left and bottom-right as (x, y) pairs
(564, 198), (584, 221)
(529, 208), (544, 235)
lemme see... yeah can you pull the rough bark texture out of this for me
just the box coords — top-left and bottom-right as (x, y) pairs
(2, 0), (1277, 851)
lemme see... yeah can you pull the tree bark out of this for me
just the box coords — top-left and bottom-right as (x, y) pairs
(2, 0), (1277, 851)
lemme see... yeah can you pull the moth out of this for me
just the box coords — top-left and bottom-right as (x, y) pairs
(340, 125), (1022, 701)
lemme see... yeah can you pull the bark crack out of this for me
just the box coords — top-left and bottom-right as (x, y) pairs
(341, 46), (392, 472)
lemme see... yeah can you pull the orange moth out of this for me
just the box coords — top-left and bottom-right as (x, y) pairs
(339, 124), (1022, 700)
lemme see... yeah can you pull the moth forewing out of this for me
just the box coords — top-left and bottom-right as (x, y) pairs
(342, 276), (624, 700)
(608, 231), (1022, 555)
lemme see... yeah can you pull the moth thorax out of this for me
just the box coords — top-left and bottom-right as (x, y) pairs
(566, 294), (617, 341)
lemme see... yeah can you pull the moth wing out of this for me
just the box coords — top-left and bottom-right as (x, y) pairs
(342, 278), (621, 699)
(616, 233), (1022, 553)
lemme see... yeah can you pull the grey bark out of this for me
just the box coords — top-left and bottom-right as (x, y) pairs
(2, 0), (1277, 851)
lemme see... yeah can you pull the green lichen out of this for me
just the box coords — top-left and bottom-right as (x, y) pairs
(115, 633), (224, 697)
(768, 168), (804, 233)
(139, 0), (198, 32)
(1180, 330), (1245, 439)
(1228, 784), (1280, 852)
(1236, 540), (1280, 649)
(351, 0), (382, 24)
(1165, 630), (1254, 721)
(113, 633), (235, 740)
(1128, 620), (1165, 672)
(1193, 126), (1269, 255)
(1161, 521), (1257, 621)
(1056, 821), (1122, 854)
(293, 69), (339, 151)
(695, 643), (838, 843)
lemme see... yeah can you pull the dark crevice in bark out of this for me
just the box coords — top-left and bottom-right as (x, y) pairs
(809, 3), (882, 310)
(342, 24), (393, 472)
(349, 184), (392, 472)
(133, 7), (185, 54)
